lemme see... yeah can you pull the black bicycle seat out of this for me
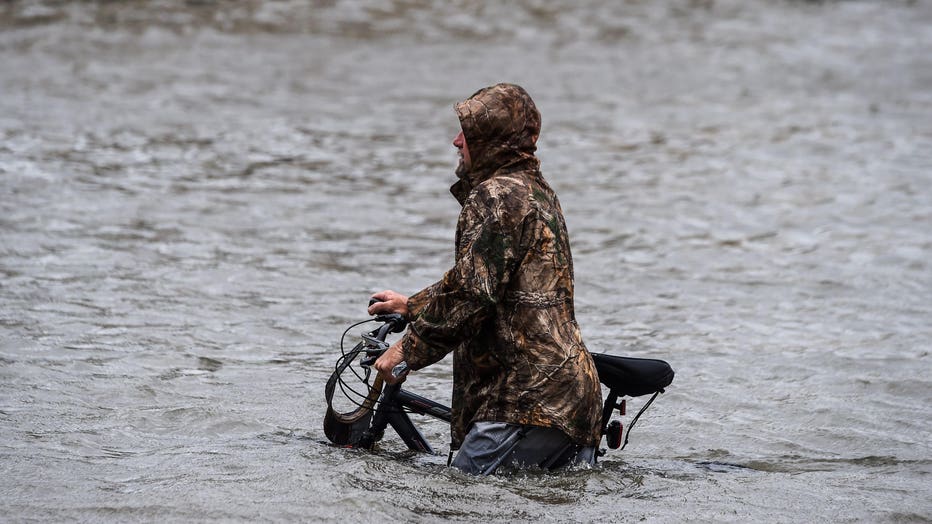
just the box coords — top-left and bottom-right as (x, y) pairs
(591, 353), (674, 397)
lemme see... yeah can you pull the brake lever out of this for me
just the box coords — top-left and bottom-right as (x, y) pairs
(361, 334), (389, 349)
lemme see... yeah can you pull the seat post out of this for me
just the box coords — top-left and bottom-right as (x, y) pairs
(600, 391), (618, 434)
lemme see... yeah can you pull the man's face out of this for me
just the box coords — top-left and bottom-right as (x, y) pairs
(453, 130), (471, 174)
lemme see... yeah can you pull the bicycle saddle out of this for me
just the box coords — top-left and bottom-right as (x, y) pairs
(590, 353), (674, 397)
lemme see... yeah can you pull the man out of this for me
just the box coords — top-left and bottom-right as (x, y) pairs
(369, 83), (602, 475)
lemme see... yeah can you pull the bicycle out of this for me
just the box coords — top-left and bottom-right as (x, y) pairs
(323, 310), (674, 460)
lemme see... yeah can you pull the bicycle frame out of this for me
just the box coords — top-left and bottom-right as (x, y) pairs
(324, 314), (674, 455)
(355, 383), (451, 454)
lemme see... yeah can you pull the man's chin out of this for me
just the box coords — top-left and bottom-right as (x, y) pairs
(455, 161), (470, 179)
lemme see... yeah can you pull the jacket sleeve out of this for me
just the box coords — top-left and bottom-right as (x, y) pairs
(406, 281), (440, 320)
(401, 191), (520, 370)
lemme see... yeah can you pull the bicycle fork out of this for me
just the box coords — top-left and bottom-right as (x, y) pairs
(356, 383), (436, 454)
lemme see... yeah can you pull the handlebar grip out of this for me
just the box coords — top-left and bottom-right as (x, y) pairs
(369, 298), (380, 307)
(391, 362), (409, 379)
(374, 313), (407, 333)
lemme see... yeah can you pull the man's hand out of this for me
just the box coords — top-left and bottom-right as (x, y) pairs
(374, 340), (407, 384)
(368, 290), (410, 318)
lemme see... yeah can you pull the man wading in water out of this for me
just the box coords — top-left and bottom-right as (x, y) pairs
(369, 83), (602, 475)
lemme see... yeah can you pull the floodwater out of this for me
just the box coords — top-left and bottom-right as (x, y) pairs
(1, 0), (930, 521)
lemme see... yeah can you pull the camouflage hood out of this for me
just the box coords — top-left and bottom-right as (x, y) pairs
(451, 83), (542, 204)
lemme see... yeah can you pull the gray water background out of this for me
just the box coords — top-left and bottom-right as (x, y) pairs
(1, 0), (930, 521)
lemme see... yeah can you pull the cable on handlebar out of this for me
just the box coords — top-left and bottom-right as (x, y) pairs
(326, 318), (382, 414)
(328, 317), (417, 415)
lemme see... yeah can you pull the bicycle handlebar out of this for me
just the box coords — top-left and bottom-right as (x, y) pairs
(355, 305), (410, 379)
(374, 313), (407, 333)
(358, 348), (409, 379)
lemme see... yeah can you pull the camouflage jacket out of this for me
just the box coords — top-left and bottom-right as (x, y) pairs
(400, 84), (603, 448)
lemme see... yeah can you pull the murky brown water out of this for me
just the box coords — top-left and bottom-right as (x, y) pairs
(2, 1), (931, 521)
